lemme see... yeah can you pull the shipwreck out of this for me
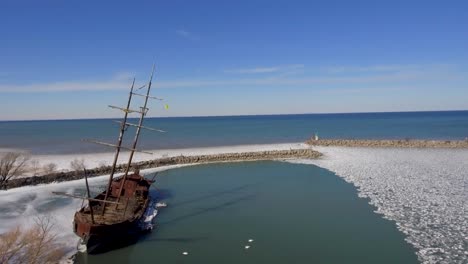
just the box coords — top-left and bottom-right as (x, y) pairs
(54, 65), (165, 253)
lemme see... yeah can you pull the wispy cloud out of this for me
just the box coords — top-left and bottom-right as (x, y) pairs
(154, 63), (465, 90)
(225, 67), (279, 74)
(0, 64), (462, 93)
(322, 64), (454, 74)
(157, 66), (461, 88)
(224, 64), (304, 74)
(175, 29), (199, 40)
(0, 73), (134, 93)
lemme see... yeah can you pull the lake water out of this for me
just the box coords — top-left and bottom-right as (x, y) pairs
(75, 161), (418, 264)
(1, 111), (467, 154)
(2, 111), (465, 263)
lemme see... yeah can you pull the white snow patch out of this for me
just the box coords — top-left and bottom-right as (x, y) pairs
(0, 164), (191, 262)
(5, 142), (308, 175)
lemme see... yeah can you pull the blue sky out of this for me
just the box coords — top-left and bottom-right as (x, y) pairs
(0, 0), (467, 120)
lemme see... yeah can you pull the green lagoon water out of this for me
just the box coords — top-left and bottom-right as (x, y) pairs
(76, 161), (418, 264)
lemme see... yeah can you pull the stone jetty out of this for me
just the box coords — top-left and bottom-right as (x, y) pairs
(305, 138), (468, 148)
(3, 148), (322, 190)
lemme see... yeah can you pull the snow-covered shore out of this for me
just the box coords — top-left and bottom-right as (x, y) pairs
(6, 142), (310, 172)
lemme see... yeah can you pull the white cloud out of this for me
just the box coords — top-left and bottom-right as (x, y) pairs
(224, 64), (304, 74)
(0, 73), (134, 93)
(0, 64), (462, 93)
(323, 64), (454, 74)
(155, 68), (458, 89)
(175, 29), (199, 40)
(225, 67), (281, 74)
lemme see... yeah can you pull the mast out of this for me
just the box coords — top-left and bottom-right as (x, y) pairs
(84, 171), (95, 223)
(53, 64), (164, 220)
(115, 64), (156, 205)
(100, 78), (136, 213)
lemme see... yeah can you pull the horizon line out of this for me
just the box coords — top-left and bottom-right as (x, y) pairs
(1, 109), (467, 122)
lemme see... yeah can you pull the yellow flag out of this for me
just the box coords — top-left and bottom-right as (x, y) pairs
(164, 104), (169, 110)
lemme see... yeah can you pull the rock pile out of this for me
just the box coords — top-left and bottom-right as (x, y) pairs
(4, 148), (322, 190)
(306, 139), (468, 148)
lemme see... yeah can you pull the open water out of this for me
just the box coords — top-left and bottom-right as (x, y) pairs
(75, 162), (418, 264)
(1, 111), (467, 154)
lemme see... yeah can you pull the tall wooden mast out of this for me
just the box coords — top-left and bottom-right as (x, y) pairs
(77, 64), (164, 214)
(115, 64), (156, 203)
(101, 78), (136, 209)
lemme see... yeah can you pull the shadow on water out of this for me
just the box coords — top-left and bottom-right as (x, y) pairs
(75, 194), (255, 263)
(78, 225), (166, 256)
(86, 236), (141, 255)
(149, 187), (173, 200)
(76, 184), (256, 258)
(160, 193), (257, 225)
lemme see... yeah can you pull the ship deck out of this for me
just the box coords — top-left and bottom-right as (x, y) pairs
(79, 196), (146, 225)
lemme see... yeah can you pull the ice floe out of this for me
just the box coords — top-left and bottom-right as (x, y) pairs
(292, 147), (468, 264)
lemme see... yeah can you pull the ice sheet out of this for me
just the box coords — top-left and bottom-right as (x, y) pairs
(0, 164), (191, 262)
(291, 147), (468, 264)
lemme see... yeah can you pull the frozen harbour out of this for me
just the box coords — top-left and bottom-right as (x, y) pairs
(293, 147), (468, 264)
(1, 144), (467, 263)
(0, 165), (189, 262)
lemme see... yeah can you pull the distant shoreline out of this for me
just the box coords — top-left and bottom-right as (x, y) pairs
(306, 139), (468, 148)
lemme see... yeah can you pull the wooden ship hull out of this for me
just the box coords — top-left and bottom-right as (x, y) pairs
(73, 173), (154, 253)
(54, 65), (166, 253)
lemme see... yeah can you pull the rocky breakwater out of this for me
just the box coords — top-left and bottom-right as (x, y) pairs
(306, 138), (468, 148)
(4, 148), (322, 190)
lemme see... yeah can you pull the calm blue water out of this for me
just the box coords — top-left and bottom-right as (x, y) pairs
(0, 111), (467, 154)
(75, 161), (418, 264)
